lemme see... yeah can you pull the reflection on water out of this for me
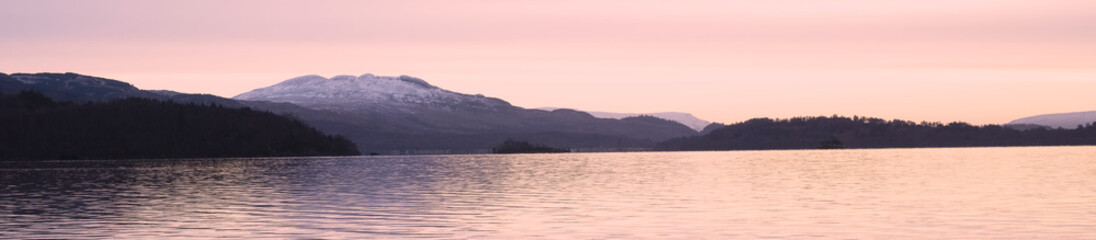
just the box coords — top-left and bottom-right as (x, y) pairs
(2, 147), (1094, 239)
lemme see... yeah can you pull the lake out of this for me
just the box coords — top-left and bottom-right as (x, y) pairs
(2, 146), (1094, 239)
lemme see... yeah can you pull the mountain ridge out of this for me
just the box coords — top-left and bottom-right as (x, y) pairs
(536, 107), (712, 131)
(3, 72), (699, 153)
(1008, 110), (1096, 129)
(234, 73), (700, 152)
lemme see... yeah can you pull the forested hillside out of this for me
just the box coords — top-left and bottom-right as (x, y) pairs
(657, 116), (1096, 151)
(0, 91), (359, 160)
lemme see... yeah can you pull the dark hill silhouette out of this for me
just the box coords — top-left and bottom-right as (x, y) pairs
(0, 91), (359, 160)
(0, 72), (245, 107)
(699, 122), (728, 135)
(657, 115), (1096, 151)
(1, 72), (161, 102)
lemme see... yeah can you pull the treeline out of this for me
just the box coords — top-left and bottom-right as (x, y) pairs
(656, 115), (1096, 151)
(0, 91), (359, 160)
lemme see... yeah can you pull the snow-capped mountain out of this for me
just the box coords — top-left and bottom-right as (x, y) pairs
(1007, 111), (1096, 129)
(537, 107), (711, 131)
(234, 74), (700, 152)
(235, 74), (509, 113)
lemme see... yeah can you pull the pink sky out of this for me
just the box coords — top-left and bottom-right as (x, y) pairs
(3, 0), (1095, 124)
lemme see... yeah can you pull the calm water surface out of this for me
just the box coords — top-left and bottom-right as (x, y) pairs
(2, 147), (1094, 239)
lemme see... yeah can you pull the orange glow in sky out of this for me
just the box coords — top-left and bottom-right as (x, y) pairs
(3, 0), (1095, 124)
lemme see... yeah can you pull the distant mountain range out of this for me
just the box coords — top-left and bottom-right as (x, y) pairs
(11, 71), (1091, 155)
(535, 107), (712, 132)
(234, 74), (699, 153)
(1007, 111), (1096, 129)
(2, 72), (700, 154)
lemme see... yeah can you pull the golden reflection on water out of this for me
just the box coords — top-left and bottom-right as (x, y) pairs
(1, 147), (1094, 239)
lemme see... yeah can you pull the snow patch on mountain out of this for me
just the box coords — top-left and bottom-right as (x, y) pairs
(233, 74), (510, 111)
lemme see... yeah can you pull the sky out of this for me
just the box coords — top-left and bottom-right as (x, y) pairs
(2, 0), (1095, 125)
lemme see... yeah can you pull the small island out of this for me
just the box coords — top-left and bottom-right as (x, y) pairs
(492, 139), (570, 154)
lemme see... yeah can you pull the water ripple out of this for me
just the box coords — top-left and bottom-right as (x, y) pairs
(1, 147), (1095, 239)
